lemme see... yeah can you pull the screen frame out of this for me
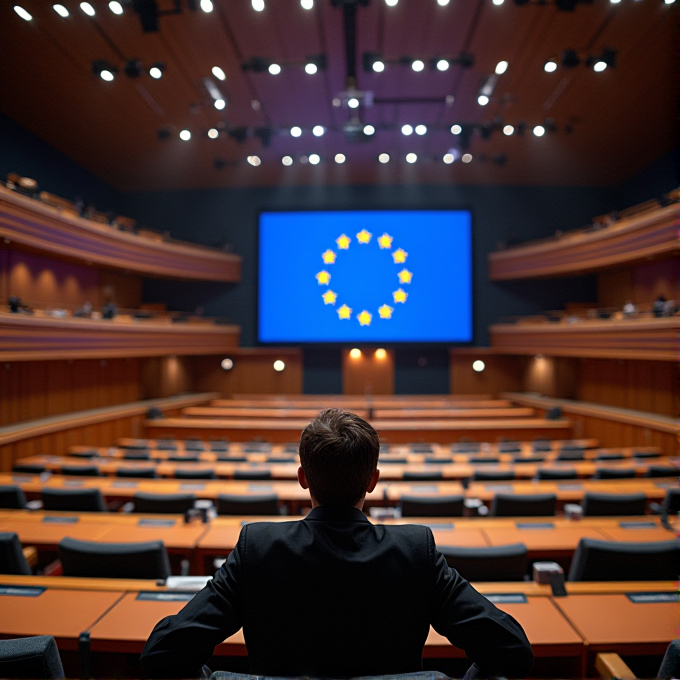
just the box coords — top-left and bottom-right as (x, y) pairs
(255, 206), (475, 348)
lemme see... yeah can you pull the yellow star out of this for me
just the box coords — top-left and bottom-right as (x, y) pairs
(322, 249), (336, 264)
(393, 288), (408, 303)
(392, 248), (408, 264)
(336, 234), (351, 250)
(398, 268), (413, 284)
(337, 304), (352, 320)
(356, 229), (372, 244)
(357, 310), (372, 326)
(322, 290), (337, 305)
(378, 304), (394, 319)
(378, 233), (393, 249)
(316, 270), (331, 285)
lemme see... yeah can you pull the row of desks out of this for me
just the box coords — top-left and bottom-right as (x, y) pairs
(0, 574), (678, 677)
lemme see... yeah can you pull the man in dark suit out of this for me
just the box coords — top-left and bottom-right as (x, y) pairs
(141, 409), (533, 678)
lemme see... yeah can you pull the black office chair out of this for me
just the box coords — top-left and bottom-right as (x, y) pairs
(536, 468), (578, 481)
(116, 467), (158, 478)
(664, 489), (680, 514)
(59, 537), (171, 579)
(402, 471), (443, 482)
(424, 457), (454, 465)
(594, 454), (625, 462)
(69, 449), (98, 459)
(513, 456), (546, 464)
(12, 464), (46, 474)
(498, 442), (521, 454)
(121, 443), (150, 453)
(174, 468), (216, 480)
(378, 458), (409, 464)
(646, 466), (680, 478)
(41, 488), (106, 512)
(156, 440), (178, 451)
(633, 450), (662, 460)
(233, 470), (272, 481)
(410, 444), (434, 454)
(184, 440), (206, 452)
(557, 447), (585, 461)
(400, 495), (464, 517)
(532, 440), (552, 453)
(216, 494), (279, 515)
(0, 636), (64, 679)
(592, 467), (637, 480)
(123, 450), (151, 460)
(472, 470), (516, 482)
(266, 456), (297, 463)
(451, 443), (481, 454)
(60, 465), (101, 477)
(658, 640), (680, 680)
(490, 493), (557, 517)
(0, 532), (31, 575)
(468, 457), (500, 465)
(168, 454), (200, 463)
(210, 441), (230, 453)
(0, 485), (27, 509)
(568, 538), (680, 581)
(283, 443), (299, 454)
(581, 491), (647, 516)
(217, 456), (247, 462)
(132, 492), (197, 514)
(438, 543), (528, 581)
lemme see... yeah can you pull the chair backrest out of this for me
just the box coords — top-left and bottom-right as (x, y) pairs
(594, 453), (625, 461)
(400, 495), (464, 517)
(0, 532), (31, 575)
(167, 454), (200, 463)
(60, 465), (101, 477)
(210, 441), (230, 452)
(233, 469), (272, 481)
(581, 492), (647, 516)
(0, 636), (64, 679)
(402, 471), (443, 481)
(123, 451), (150, 460)
(216, 493), (279, 515)
(69, 450), (98, 459)
(378, 458), (409, 464)
(633, 450), (661, 459)
(556, 449), (585, 461)
(423, 457), (453, 465)
(451, 443), (481, 453)
(156, 440), (178, 451)
(536, 468), (578, 480)
(513, 456), (546, 464)
(173, 468), (216, 480)
(472, 470), (516, 481)
(664, 489), (680, 514)
(116, 467), (158, 478)
(592, 467), (637, 480)
(184, 440), (205, 451)
(12, 464), (46, 474)
(59, 537), (171, 579)
(497, 442), (521, 453)
(266, 456), (297, 463)
(438, 543), (528, 581)
(210, 672), (451, 680)
(490, 493), (557, 517)
(217, 455), (248, 462)
(132, 492), (197, 514)
(468, 457), (500, 465)
(658, 640), (680, 680)
(0, 485), (27, 509)
(646, 466), (679, 478)
(532, 440), (552, 452)
(41, 488), (106, 512)
(568, 538), (680, 581)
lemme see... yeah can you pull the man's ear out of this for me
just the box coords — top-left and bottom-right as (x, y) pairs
(366, 468), (380, 493)
(297, 466), (309, 490)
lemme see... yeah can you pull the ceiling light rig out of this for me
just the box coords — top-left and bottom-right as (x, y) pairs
(242, 54), (327, 75)
(544, 48), (617, 72)
(92, 58), (165, 81)
(362, 51), (474, 72)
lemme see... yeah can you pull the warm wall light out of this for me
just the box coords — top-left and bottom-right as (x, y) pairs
(221, 358), (234, 371)
(375, 348), (387, 360)
(349, 348), (362, 359)
(472, 360), (486, 372)
(273, 360), (286, 372)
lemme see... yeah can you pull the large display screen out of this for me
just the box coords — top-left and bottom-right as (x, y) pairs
(258, 210), (472, 343)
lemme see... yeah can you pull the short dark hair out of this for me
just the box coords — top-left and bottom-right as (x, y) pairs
(299, 408), (380, 507)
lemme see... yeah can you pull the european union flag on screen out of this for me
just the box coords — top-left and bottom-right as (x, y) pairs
(258, 210), (472, 343)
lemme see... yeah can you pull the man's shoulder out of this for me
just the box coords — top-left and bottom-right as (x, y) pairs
(242, 518), (432, 540)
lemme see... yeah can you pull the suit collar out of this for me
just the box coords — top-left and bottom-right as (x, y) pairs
(305, 506), (370, 523)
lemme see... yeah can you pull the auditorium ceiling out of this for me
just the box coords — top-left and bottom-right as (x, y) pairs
(0, 0), (677, 192)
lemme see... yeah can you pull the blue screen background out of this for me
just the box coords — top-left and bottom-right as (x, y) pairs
(258, 210), (472, 343)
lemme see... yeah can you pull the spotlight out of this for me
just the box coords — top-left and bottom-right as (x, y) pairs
(415, 124), (427, 135)
(411, 60), (425, 72)
(363, 52), (386, 73)
(214, 99), (226, 110)
(561, 49), (581, 69)
(306, 54), (327, 73)
(348, 97), (360, 108)
(212, 66), (226, 80)
(268, 63), (281, 75)
(200, 0), (213, 11)
(350, 348), (362, 359)
(385, 0), (398, 5)
(305, 63), (318, 74)
(478, 95), (489, 106)
(148, 62), (164, 79)
(436, 59), (450, 71)
(472, 360), (485, 372)
(378, 153), (390, 163)
(592, 47), (617, 71)
(495, 60), (509, 75)
(179, 129), (191, 141)
(109, 1), (123, 14)
(373, 60), (385, 72)
(301, 0), (314, 7)
(273, 360), (285, 371)
(221, 358), (234, 370)
(503, 124), (514, 136)
(309, 153), (321, 164)
(406, 153), (417, 163)
(124, 60), (143, 78)
(492, 0), (504, 4)
(462, 153), (472, 163)
(451, 124), (462, 135)
(363, 124), (375, 135)
(544, 60), (558, 72)
(247, 155), (261, 166)
(252, 0), (265, 10)
(207, 128), (219, 139)
(335, 153), (346, 164)
(92, 60), (117, 81)
(290, 126), (302, 137)
(443, 153), (454, 164)
(312, 125), (325, 137)
(80, 2), (95, 16)
(401, 124), (413, 136)
(53, 4), (69, 17)
(375, 348), (387, 359)
(593, 60), (607, 72)
(533, 125), (545, 137)
(282, 156), (293, 166)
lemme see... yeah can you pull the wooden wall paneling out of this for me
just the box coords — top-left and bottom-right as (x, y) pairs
(450, 350), (529, 395)
(0, 244), (9, 302)
(99, 270), (142, 310)
(597, 269), (634, 308)
(342, 349), (395, 395)
(632, 259), (680, 303)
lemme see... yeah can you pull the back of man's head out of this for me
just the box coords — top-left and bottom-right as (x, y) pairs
(299, 408), (380, 507)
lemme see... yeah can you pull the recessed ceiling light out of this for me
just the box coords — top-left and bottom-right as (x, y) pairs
(179, 129), (191, 141)
(437, 0), (450, 5)
(401, 124), (413, 136)
(282, 156), (293, 166)
(363, 124), (375, 135)
(451, 124), (462, 135)
(301, 0), (314, 7)
(492, 0), (504, 5)
(109, 1), (123, 14)
(462, 153), (472, 163)
(472, 360), (485, 372)
(53, 4), (69, 17)
(348, 97), (360, 109)
(309, 153), (321, 165)
(273, 360), (286, 371)
(593, 60), (607, 72)
(334, 153), (346, 164)
(406, 152), (417, 163)
(544, 60), (558, 73)
(252, 0), (265, 10)
(221, 358), (234, 370)
(14, 5), (33, 20)
(411, 60), (425, 72)
(385, 0), (398, 6)
(533, 125), (545, 137)
(212, 66), (226, 81)
(214, 99), (226, 110)
(415, 124), (427, 135)
(268, 63), (281, 75)
(443, 153), (454, 164)
(378, 153), (390, 163)
(350, 348), (361, 359)
(247, 155), (261, 166)
(372, 60), (385, 73)
(495, 60), (508, 75)
(305, 63), (318, 74)
(503, 124), (514, 136)
(312, 125), (325, 137)
(149, 63), (164, 79)
(207, 128), (219, 139)
(200, 0), (213, 11)
(291, 126), (302, 137)
(436, 59), (450, 71)
(478, 95), (489, 106)
(80, 2), (95, 16)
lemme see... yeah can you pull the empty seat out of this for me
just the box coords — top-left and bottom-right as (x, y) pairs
(581, 491), (647, 516)
(69, 449), (98, 459)
(0, 635), (64, 679)
(122, 450), (150, 460)
(243, 443), (271, 453)
(400, 495), (464, 517)
(41, 488), (106, 512)
(468, 457), (500, 465)
(595, 453), (625, 461)
(402, 471), (443, 482)
(0, 485), (27, 509)
(216, 494), (279, 515)
(0, 533), (31, 575)
(132, 492), (197, 514)
(513, 456), (546, 464)
(283, 443), (299, 454)
(592, 467), (637, 480)
(490, 493), (557, 517)
(557, 448), (585, 461)
(233, 470), (272, 481)
(60, 465), (101, 477)
(568, 538), (680, 581)
(472, 470), (516, 482)
(210, 441), (230, 453)
(451, 443), (481, 454)
(116, 467), (158, 478)
(498, 442), (521, 454)
(121, 442), (149, 452)
(12, 464), (46, 474)
(532, 440), (552, 452)
(266, 456), (297, 463)
(156, 440), (178, 451)
(168, 454), (200, 463)
(537, 468), (578, 481)
(438, 544), (528, 581)
(646, 466), (679, 478)
(378, 458), (409, 464)
(59, 537), (171, 579)
(174, 468), (216, 480)
(410, 444), (433, 454)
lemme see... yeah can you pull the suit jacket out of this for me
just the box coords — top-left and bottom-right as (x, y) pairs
(141, 506), (533, 678)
